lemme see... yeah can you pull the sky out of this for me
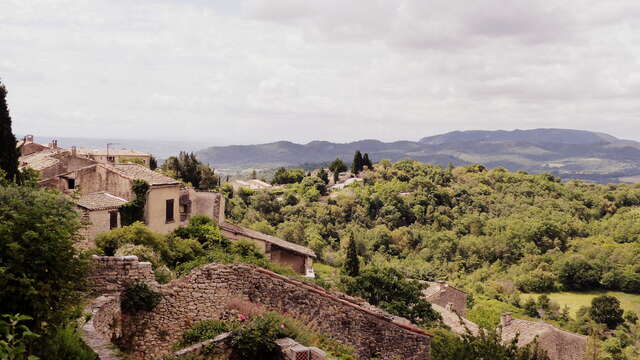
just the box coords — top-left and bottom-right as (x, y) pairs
(1, 0), (639, 145)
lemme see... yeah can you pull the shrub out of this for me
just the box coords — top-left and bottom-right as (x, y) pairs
(121, 282), (163, 313)
(179, 320), (232, 347)
(229, 312), (289, 360)
(115, 244), (162, 267)
(589, 295), (624, 329)
(0, 314), (40, 360)
(0, 185), (88, 327)
(95, 222), (166, 256)
(173, 217), (227, 248)
(35, 324), (98, 360)
(119, 180), (149, 226)
(340, 267), (441, 326)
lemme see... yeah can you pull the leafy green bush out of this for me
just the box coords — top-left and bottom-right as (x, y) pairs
(340, 267), (440, 327)
(121, 282), (163, 313)
(179, 320), (232, 347)
(119, 180), (149, 226)
(0, 314), (40, 360)
(173, 216), (227, 248)
(96, 222), (166, 256)
(431, 328), (549, 360)
(35, 324), (98, 360)
(0, 185), (88, 328)
(229, 312), (290, 360)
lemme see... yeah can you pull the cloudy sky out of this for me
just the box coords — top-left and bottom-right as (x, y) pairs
(2, 0), (639, 145)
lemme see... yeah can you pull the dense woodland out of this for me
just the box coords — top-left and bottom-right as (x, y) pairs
(222, 158), (640, 359)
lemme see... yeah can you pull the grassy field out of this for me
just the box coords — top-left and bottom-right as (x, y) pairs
(521, 291), (640, 316)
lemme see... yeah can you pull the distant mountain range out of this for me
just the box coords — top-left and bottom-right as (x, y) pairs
(197, 129), (640, 183)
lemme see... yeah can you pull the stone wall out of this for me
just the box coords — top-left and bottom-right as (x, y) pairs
(88, 256), (156, 294)
(80, 296), (122, 360)
(111, 263), (430, 360)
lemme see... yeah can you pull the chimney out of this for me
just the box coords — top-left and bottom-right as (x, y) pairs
(52, 140), (58, 149)
(501, 313), (513, 327)
(25, 134), (34, 143)
(71, 146), (77, 157)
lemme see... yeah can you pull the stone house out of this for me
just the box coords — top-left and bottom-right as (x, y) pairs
(76, 192), (128, 248)
(180, 189), (317, 277)
(500, 313), (587, 360)
(16, 135), (52, 156)
(75, 148), (152, 168)
(422, 280), (469, 317)
(19, 146), (98, 180)
(43, 163), (182, 239)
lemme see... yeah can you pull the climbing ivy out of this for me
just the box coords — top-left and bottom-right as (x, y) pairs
(120, 179), (150, 226)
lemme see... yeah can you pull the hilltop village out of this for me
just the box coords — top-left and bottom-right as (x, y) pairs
(8, 135), (630, 360)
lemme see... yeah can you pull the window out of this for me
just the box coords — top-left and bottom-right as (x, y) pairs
(66, 178), (75, 189)
(165, 199), (174, 223)
(107, 156), (115, 162)
(109, 211), (118, 229)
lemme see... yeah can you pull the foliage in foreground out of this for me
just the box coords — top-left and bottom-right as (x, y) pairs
(431, 328), (550, 360)
(0, 184), (88, 329)
(177, 310), (356, 360)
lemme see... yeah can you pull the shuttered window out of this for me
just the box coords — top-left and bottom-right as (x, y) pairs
(166, 199), (174, 222)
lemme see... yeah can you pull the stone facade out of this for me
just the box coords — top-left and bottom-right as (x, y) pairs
(87, 256), (156, 294)
(88, 257), (431, 360)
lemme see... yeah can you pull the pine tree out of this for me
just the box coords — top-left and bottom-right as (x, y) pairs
(343, 237), (360, 277)
(318, 168), (329, 184)
(362, 153), (373, 170)
(0, 81), (20, 183)
(352, 150), (363, 174)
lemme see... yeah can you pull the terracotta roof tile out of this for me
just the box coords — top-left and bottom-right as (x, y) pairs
(219, 221), (316, 258)
(76, 192), (128, 210)
(111, 164), (179, 185)
(19, 149), (60, 170)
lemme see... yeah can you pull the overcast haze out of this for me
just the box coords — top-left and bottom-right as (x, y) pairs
(2, 0), (639, 145)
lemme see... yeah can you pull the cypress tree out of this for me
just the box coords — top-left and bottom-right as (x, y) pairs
(362, 153), (373, 170)
(318, 168), (329, 184)
(0, 81), (20, 183)
(352, 150), (363, 174)
(343, 237), (360, 277)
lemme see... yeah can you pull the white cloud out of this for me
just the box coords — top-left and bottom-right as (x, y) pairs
(0, 0), (638, 145)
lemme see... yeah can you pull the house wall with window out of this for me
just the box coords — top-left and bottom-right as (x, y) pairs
(145, 184), (181, 234)
(77, 208), (121, 249)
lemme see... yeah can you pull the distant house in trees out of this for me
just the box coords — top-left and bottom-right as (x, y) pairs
(229, 179), (273, 191)
(75, 148), (151, 167)
(500, 313), (587, 360)
(182, 191), (317, 277)
(422, 280), (469, 317)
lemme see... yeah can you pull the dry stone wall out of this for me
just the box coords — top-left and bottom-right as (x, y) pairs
(88, 255), (156, 294)
(91, 262), (430, 359)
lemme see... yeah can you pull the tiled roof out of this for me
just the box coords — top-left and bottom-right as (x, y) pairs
(219, 221), (316, 258)
(19, 149), (60, 170)
(422, 281), (467, 298)
(501, 317), (587, 360)
(111, 164), (179, 185)
(76, 192), (128, 210)
(76, 148), (149, 156)
(430, 303), (479, 336)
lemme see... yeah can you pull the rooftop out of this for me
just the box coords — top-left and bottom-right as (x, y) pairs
(501, 315), (587, 360)
(76, 148), (149, 157)
(430, 303), (479, 336)
(219, 221), (316, 258)
(19, 149), (61, 170)
(76, 192), (128, 211)
(111, 164), (179, 185)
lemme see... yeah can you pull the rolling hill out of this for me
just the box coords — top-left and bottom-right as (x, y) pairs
(196, 129), (640, 183)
